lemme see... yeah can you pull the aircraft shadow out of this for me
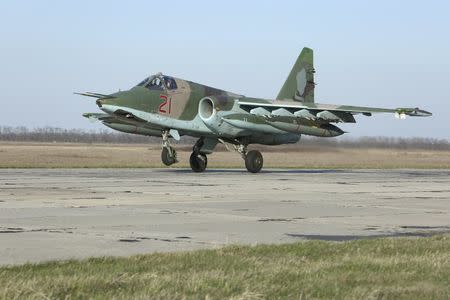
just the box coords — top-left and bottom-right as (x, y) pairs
(285, 230), (450, 241)
(161, 169), (349, 175)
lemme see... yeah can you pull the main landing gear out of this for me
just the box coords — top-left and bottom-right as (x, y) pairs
(160, 133), (208, 172)
(189, 138), (208, 172)
(245, 150), (263, 173)
(234, 144), (263, 173)
(190, 152), (207, 172)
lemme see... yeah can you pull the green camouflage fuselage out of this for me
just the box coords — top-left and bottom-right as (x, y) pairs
(93, 78), (323, 145)
(82, 48), (430, 146)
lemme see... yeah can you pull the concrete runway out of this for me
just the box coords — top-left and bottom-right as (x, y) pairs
(0, 168), (449, 265)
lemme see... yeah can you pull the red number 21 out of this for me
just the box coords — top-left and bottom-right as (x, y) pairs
(159, 95), (171, 114)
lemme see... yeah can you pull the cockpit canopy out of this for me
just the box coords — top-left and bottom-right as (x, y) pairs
(137, 73), (177, 91)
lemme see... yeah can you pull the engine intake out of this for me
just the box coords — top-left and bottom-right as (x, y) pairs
(198, 97), (243, 137)
(199, 97), (215, 121)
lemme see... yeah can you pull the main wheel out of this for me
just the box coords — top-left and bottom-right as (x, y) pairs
(245, 150), (263, 173)
(189, 152), (207, 172)
(161, 147), (177, 166)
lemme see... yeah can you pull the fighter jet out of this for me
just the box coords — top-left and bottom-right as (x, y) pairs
(78, 47), (431, 173)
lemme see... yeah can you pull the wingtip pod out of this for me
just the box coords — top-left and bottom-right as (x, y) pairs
(411, 108), (432, 117)
(395, 108), (432, 118)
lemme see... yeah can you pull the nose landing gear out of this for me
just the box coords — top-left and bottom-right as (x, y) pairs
(161, 130), (178, 166)
(161, 146), (177, 166)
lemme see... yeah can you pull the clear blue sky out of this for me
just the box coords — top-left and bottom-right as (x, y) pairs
(1, 0), (449, 139)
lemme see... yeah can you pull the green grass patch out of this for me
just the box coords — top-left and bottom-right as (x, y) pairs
(1, 235), (449, 299)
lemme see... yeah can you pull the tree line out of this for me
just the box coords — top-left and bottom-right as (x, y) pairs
(0, 126), (448, 151)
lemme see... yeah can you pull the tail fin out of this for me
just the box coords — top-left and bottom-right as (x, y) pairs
(277, 47), (315, 103)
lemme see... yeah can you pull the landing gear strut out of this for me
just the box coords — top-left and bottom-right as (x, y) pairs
(161, 130), (177, 166)
(189, 138), (208, 172)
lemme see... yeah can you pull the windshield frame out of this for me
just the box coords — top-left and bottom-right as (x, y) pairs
(136, 74), (178, 91)
(137, 74), (157, 87)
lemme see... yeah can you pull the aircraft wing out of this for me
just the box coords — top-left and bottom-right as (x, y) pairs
(238, 99), (432, 122)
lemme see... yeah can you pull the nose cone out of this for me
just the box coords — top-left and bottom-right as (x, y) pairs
(96, 94), (122, 113)
(99, 103), (120, 115)
(95, 90), (133, 115)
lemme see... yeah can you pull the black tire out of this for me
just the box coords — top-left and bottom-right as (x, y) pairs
(189, 152), (207, 172)
(245, 150), (263, 173)
(161, 147), (176, 166)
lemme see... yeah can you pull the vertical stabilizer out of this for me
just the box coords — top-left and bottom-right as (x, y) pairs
(277, 47), (315, 102)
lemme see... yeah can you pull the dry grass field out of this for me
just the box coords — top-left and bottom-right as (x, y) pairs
(0, 141), (449, 169)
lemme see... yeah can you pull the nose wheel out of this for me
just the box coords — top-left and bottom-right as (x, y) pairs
(161, 130), (178, 166)
(161, 146), (177, 166)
